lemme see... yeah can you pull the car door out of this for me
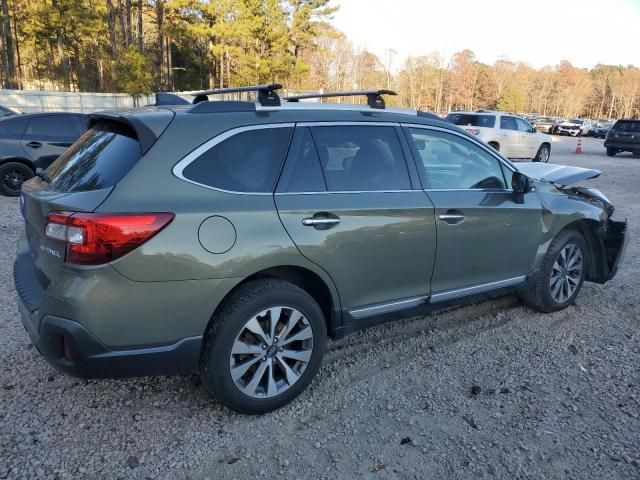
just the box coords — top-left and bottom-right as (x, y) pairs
(20, 114), (83, 169)
(404, 125), (542, 302)
(515, 117), (539, 158)
(275, 123), (437, 317)
(498, 115), (522, 158)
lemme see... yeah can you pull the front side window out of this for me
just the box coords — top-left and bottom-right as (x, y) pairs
(500, 116), (517, 131)
(182, 126), (293, 193)
(515, 117), (533, 133)
(309, 126), (411, 192)
(409, 128), (507, 190)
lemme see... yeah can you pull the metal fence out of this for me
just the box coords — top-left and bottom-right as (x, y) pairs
(0, 89), (154, 113)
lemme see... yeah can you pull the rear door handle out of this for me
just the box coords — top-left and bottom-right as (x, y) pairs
(25, 141), (42, 148)
(439, 210), (466, 225)
(302, 213), (340, 229)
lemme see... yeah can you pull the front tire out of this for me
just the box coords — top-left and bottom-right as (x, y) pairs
(200, 279), (327, 414)
(606, 148), (616, 157)
(534, 144), (550, 162)
(0, 162), (34, 197)
(520, 229), (588, 313)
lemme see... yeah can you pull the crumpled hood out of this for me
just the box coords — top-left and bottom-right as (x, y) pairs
(517, 163), (601, 186)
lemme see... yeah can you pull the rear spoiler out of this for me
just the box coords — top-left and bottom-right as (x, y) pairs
(87, 112), (158, 155)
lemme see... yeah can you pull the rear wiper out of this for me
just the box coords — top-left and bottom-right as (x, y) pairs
(35, 168), (51, 183)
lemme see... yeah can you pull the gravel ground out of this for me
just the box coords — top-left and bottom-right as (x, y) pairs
(1, 135), (638, 480)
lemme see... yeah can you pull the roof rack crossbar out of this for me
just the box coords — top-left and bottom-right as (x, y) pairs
(190, 83), (282, 107)
(285, 89), (397, 109)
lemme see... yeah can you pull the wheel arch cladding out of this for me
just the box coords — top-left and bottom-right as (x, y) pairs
(205, 265), (339, 340)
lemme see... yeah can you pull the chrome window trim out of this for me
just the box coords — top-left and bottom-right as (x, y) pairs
(172, 123), (295, 195)
(350, 295), (428, 319)
(275, 189), (418, 196)
(297, 121), (400, 127)
(430, 275), (527, 303)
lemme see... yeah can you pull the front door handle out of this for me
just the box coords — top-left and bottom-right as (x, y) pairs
(302, 213), (340, 229)
(439, 210), (466, 225)
(25, 141), (42, 148)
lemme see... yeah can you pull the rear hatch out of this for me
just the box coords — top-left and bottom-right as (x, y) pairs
(20, 120), (144, 285)
(609, 120), (640, 145)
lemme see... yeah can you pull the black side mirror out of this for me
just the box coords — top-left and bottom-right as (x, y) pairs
(512, 171), (533, 194)
(531, 127), (537, 133)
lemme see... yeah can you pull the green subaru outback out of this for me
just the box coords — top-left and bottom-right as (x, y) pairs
(14, 85), (628, 414)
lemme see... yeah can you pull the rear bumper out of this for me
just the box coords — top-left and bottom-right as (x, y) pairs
(604, 140), (640, 152)
(13, 252), (202, 378)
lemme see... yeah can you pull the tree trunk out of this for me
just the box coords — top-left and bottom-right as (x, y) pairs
(137, 0), (143, 51)
(106, 0), (118, 59)
(0, 0), (18, 88)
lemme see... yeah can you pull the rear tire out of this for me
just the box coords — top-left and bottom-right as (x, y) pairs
(606, 148), (616, 157)
(0, 162), (34, 197)
(200, 279), (327, 414)
(519, 229), (588, 313)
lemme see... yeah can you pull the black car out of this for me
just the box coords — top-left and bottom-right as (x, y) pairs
(0, 112), (86, 196)
(605, 119), (640, 157)
(0, 105), (20, 118)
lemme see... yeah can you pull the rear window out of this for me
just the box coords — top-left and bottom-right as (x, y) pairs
(181, 126), (293, 193)
(446, 113), (496, 128)
(47, 122), (141, 192)
(613, 120), (640, 132)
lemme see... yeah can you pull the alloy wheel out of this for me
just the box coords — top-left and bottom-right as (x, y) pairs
(229, 306), (314, 399)
(549, 243), (583, 303)
(3, 169), (25, 194)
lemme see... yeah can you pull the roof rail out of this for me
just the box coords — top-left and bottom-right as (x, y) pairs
(285, 89), (397, 110)
(190, 83), (282, 107)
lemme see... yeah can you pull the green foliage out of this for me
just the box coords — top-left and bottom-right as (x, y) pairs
(115, 45), (153, 97)
(497, 84), (525, 113)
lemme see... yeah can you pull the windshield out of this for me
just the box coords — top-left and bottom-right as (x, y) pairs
(569, 119), (583, 125)
(445, 113), (496, 128)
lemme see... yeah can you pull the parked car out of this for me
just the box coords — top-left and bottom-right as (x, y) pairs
(0, 105), (20, 118)
(556, 118), (591, 136)
(605, 119), (640, 156)
(532, 116), (555, 133)
(550, 118), (566, 135)
(590, 120), (614, 139)
(14, 85), (628, 414)
(446, 110), (551, 162)
(0, 112), (86, 196)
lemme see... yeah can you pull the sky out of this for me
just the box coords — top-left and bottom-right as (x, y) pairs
(329, 0), (640, 70)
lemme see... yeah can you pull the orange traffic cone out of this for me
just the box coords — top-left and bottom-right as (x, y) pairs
(575, 137), (582, 154)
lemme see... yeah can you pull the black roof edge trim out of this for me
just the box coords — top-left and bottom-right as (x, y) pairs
(187, 101), (257, 114)
(154, 92), (190, 106)
(417, 110), (442, 120)
(190, 83), (282, 107)
(285, 89), (397, 109)
(87, 112), (158, 155)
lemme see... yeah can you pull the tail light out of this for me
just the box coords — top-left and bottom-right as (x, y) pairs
(44, 212), (174, 265)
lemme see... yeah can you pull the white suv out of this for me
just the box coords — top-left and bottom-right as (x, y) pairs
(446, 111), (551, 162)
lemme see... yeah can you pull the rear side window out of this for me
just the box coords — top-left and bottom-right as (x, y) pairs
(446, 114), (496, 128)
(613, 120), (640, 132)
(277, 128), (326, 193)
(310, 126), (411, 192)
(2, 116), (27, 135)
(47, 122), (142, 192)
(182, 126), (293, 193)
(26, 116), (75, 136)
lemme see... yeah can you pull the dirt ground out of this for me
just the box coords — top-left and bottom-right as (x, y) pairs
(0, 134), (638, 480)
